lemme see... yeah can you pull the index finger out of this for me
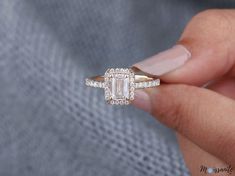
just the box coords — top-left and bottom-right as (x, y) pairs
(133, 9), (235, 86)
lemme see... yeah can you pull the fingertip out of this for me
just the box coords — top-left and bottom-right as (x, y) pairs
(132, 89), (152, 113)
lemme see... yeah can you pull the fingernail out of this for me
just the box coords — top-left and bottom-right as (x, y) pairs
(132, 90), (151, 113)
(133, 45), (191, 76)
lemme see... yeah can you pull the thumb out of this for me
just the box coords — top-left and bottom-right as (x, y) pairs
(133, 84), (235, 166)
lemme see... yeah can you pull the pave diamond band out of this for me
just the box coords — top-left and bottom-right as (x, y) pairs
(134, 79), (160, 88)
(85, 79), (105, 88)
(85, 79), (160, 89)
(85, 68), (160, 105)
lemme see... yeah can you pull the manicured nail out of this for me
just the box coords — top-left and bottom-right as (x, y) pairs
(132, 90), (151, 113)
(133, 45), (191, 76)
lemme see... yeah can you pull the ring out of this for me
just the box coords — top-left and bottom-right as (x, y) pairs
(85, 67), (160, 105)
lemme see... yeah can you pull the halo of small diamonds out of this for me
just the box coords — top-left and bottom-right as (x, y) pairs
(104, 68), (135, 105)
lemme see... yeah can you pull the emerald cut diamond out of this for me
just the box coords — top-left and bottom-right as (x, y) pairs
(104, 68), (135, 105)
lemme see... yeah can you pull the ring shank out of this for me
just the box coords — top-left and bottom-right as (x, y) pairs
(90, 74), (154, 82)
(85, 68), (160, 105)
(86, 69), (160, 89)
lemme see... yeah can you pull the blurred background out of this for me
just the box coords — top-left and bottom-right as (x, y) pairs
(0, 0), (235, 175)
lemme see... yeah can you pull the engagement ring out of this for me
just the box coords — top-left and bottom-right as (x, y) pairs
(85, 68), (160, 105)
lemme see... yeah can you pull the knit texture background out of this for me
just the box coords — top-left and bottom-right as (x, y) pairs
(0, 0), (235, 175)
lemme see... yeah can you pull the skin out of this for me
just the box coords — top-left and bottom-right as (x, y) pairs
(137, 9), (235, 175)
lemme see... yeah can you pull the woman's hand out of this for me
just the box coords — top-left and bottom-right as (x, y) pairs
(132, 9), (235, 175)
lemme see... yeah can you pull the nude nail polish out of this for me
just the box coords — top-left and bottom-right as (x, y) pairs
(132, 90), (151, 113)
(133, 45), (191, 76)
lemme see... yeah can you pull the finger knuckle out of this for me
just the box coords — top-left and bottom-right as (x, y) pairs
(180, 9), (233, 68)
(153, 85), (194, 133)
(171, 85), (195, 132)
(216, 130), (235, 162)
(184, 9), (231, 41)
(193, 9), (226, 25)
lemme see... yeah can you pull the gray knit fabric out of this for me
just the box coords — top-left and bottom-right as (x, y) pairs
(0, 0), (235, 175)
